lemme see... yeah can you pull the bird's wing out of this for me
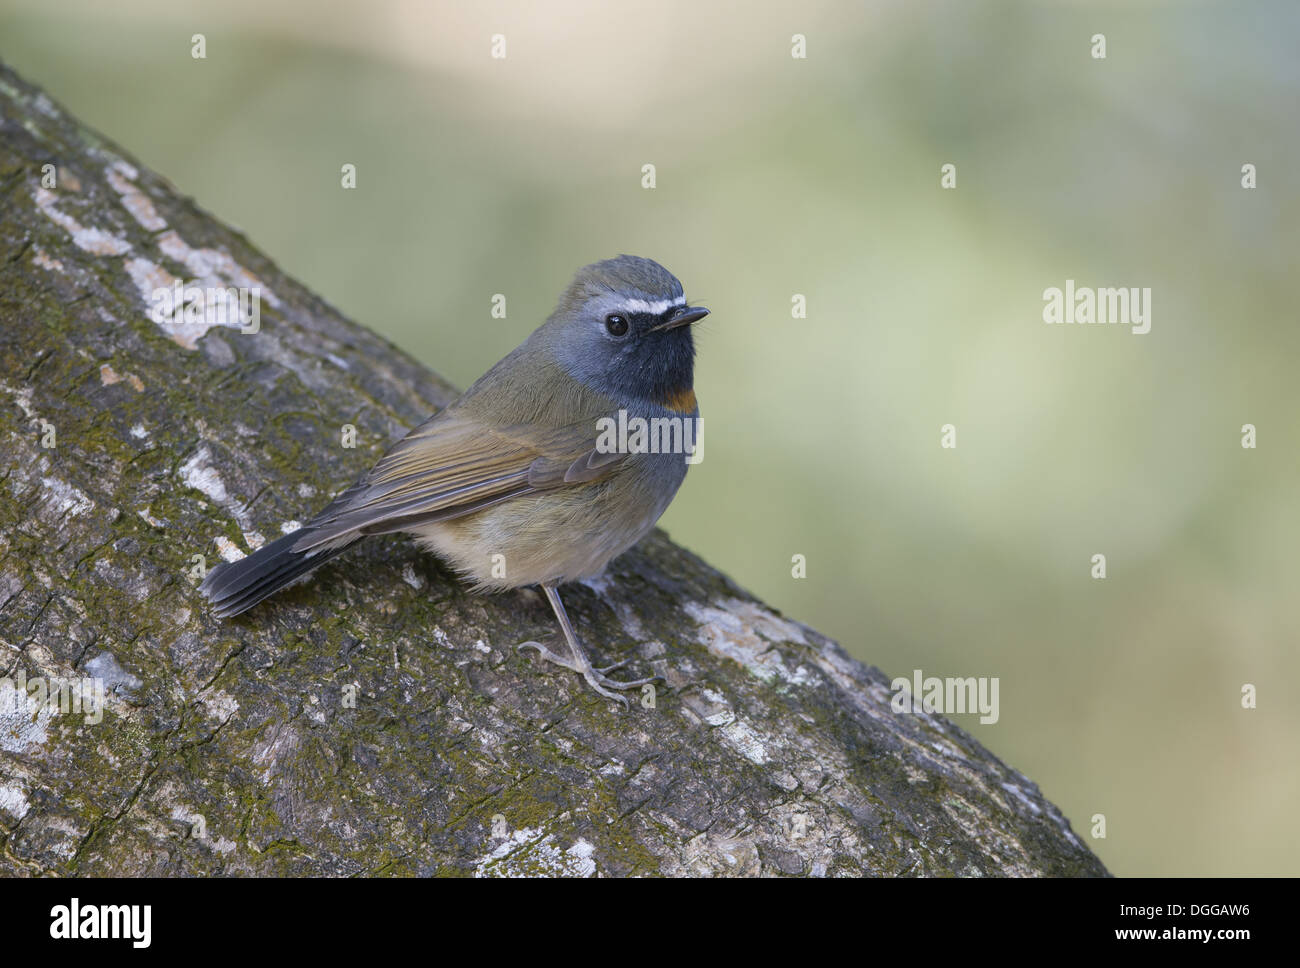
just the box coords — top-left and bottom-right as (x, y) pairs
(290, 406), (624, 552)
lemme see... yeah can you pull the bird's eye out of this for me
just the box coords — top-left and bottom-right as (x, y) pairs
(604, 314), (629, 337)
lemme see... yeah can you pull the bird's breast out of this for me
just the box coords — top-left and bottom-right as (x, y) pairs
(657, 386), (697, 414)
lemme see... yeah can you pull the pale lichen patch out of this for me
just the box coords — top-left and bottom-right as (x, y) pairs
(156, 230), (281, 308)
(123, 257), (245, 350)
(106, 167), (167, 231)
(579, 574), (614, 597)
(32, 247), (63, 272)
(0, 783), (30, 820)
(40, 477), (95, 518)
(108, 158), (139, 181)
(0, 380), (38, 420)
(400, 562), (422, 589)
(0, 683), (53, 752)
(250, 722), (301, 783)
(84, 652), (143, 693)
(180, 446), (229, 505)
(199, 689), (239, 723)
(99, 363), (144, 391)
(34, 187), (130, 255)
(474, 826), (599, 878)
(678, 830), (761, 876)
(564, 837), (597, 877)
(720, 718), (771, 765)
(474, 825), (544, 874)
(684, 598), (813, 686)
(214, 537), (245, 563)
(1000, 781), (1043, 817)
(31, 92), (58, 117)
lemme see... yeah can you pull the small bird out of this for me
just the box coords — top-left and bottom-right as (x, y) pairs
(199, 255), (707, 706)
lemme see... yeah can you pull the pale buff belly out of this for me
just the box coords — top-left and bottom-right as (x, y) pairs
(408, 458), (686, 590)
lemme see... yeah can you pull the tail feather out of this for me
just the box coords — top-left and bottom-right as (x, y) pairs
(199, 529), (356, 618)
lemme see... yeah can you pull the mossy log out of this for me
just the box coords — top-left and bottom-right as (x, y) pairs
(0, 62), (1107, 877)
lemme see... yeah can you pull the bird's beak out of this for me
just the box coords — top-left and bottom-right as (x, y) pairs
(650, 306), (710, 331)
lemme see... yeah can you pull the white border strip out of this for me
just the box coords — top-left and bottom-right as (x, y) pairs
(619, 295), (687, 315)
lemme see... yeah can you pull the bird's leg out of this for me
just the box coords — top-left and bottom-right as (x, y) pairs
(517, 583), (661, 707)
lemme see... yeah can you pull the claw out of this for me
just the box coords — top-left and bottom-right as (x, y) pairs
(517, 640), (582, 673)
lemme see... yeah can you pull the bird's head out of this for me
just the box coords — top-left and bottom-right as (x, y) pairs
(545, 255), (707, 411)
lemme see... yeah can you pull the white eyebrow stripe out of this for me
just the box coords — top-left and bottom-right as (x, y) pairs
(619, 296), (687, 315)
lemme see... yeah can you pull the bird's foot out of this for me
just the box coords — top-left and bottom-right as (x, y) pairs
(516, 640), (661, 708)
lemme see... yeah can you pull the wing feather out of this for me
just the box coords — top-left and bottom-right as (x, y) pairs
(291, 407), (624, 552)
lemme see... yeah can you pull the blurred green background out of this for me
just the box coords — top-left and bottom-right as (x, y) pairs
(4, 0), (1296, 876)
